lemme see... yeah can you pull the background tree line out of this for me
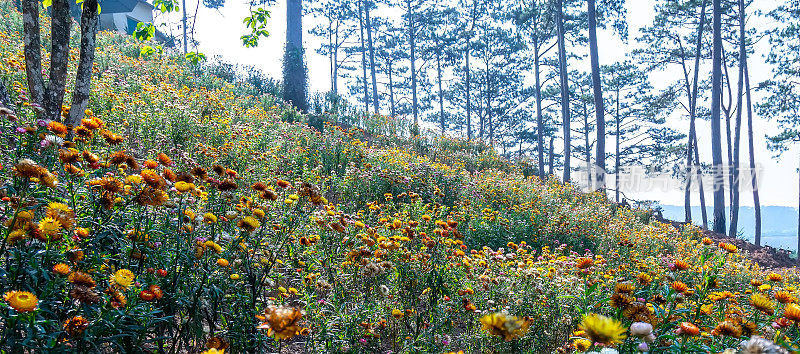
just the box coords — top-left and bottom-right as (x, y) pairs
(10, 0), (800, 246)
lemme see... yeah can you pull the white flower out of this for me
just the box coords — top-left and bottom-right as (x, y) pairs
(630, 322), (653, 336)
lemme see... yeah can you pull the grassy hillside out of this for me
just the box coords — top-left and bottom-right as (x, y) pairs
(0, 3), (798, 353)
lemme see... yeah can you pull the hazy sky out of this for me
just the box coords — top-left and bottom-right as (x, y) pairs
(158, 0), (796, 208)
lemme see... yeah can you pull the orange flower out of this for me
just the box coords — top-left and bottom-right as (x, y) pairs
(784, 303), (800, 321)
(671, 281), (689, 293)
(257, 305), (306, 340)
(4, 291), (38, 312)
(53, 263), (70, 275)
(576, 258), (594, 270)
(48, 121), (69, 136)
(63, 316), (89, 337)
(674, 260), (690, 270)
(679, 322), (700, 336)
(157, 153), (173, 166)
(768, 273), (783, 282)
(718, 242), (738, 253)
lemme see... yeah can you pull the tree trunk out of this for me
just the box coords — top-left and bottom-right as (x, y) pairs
(331, 17), (339, 95)
(22, 0), (44, 105)
(534, 36), (545, 179)
(694, 129), (709, 229)
(615, 90), (621, 203)
(358, 0), (370, 113)
(464, 0), (478, 140)
(67, 0), (99, 127)
(365, 1), (379, 114)
(684, 0), (706, 223)
(548, 135), (555, 176)
(43, 0), (71, 122)
(407, 0), (419, 128)
(729, 0), (746, 238)
(283, 0), (308, 112)
(744, 55), (761, 245)
(588, 0), (605, 189)
(437, 47), (445, 134)
(486, 61), (494, 145)
(710, 0), (726, 234)
(388, 62), (396, 118)
(556, 0), (571, 182)
(182, 0), (188, 54)
(584, 102), (591, 190)
(465, 47), (472, 139)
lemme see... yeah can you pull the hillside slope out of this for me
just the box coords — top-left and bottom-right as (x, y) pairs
(0, 4), (798, 353)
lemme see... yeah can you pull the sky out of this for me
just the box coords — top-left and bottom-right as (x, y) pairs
(157, 0), (797, 208)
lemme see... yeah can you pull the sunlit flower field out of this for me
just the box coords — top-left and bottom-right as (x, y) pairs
(0, 3), (799, 353)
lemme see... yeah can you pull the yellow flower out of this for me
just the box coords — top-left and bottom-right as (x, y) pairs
(175, 181), (196, 193)
(751, 293), (775, 315)
(479, 312), (530, 341)
(217, 258), (229, 267)
(204, 240), (223, 253)
(126, 174), (143, 185)
(203, 212), (218, 224)
(578, 313), (627, 346)
(111, 269), (135, 289)
(46, 202), (75, 230)
(253, 208), (265, 218)
(392, 309), (404, 319)
(573, 337), (592, 352)
(237, 216), (260, 233)
(201, 350), (224, 354)
(38, 217), (62, 239)
(7, 229), (27, 244)
(4, 291), (38, 312)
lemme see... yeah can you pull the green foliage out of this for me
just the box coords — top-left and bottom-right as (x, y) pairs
(132, 22), (155, 42)
(241, 7), (271, 48)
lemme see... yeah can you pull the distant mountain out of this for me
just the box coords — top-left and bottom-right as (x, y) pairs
(658, 205), (798, 252)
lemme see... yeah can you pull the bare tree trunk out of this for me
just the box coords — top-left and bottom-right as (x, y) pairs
(486, 61), (494, 145)
(548, 135), (555, 176)
(711, 0), (726, 235)
(365, 0), (379, 114)
(744, 56), (761, 245)
(583, 102), (591, 190)
(406, 0), (419, 128)
(22, 0), (44, 105)
(68, 0), (100, 127)
(43, 0), (71, 122)
(556, 0), (570, 182)
(358, 0), (370, 113)
(465, 0), (477, 140)
(534, 37), (545, 179)
(465, 48), (472, 139)
(694, 130), (709, 228)
(437, 47), (445, 134)
(283, 0), (308, 112)
(729, 0), (746, 238)
(330, 17), (338, 95)
(388, 62), (396, 118)
(615, 91), (621, 203)
(182, 0), (188, 54)
(685, 0), (707, 224)
(588, 0), (605, 188)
